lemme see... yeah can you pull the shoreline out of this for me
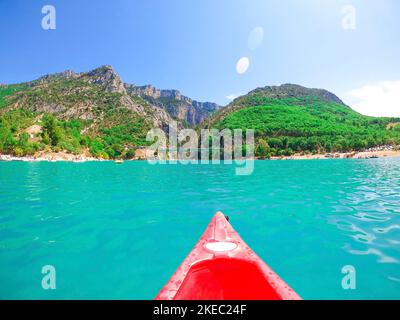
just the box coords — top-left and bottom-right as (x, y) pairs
(0, 152), (102, 162)
(1, 150), (400, 162)
(268, 150), (400, 161)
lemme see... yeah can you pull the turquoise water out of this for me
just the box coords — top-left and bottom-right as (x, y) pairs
(0, 159), (399, 299)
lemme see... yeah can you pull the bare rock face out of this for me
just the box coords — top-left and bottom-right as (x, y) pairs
(149, 105), (177, 130)
(35, 65), (221, 127)
(61, 70), (78, 79)
(160, 89), (182, 101)
(83, 65), (127, 94)
(33, 70), (78, 85)
(5, 65), (219, 133)
(119, 94), (146, 114)
(125, 84), (220, 125)
(29, 102), (68, 115)
(125, 84), (161, 99)
(35, 65), (128, 94)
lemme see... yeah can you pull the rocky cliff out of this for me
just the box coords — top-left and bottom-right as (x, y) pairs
(125, 84), (220, 125)
(0, 65), (223, 158)
(18, 65), (220, 127)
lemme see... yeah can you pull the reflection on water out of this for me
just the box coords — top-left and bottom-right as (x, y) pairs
(330, 159), (400, 267)
(0, 158), (399, 299)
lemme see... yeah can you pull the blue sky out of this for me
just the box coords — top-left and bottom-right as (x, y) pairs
(0, 0), (399, 115)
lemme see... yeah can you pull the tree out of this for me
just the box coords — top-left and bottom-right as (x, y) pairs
(2, 133), (16, 153)
(42, 114), (62, 146)
(256, 138), (270, 158)
(282, 137), (289, 149)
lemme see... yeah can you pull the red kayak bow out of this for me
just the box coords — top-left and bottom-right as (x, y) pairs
(155, 212), (301, 300)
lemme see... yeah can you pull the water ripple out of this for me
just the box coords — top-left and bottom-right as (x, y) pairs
(1, 159), (400, 299)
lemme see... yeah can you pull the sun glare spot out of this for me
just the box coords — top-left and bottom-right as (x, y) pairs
(236, 57), (250, 74)
(248, 26), (264, 50)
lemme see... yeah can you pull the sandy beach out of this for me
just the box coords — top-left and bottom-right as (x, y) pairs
(0, 151), (101, 162)
(271, 150), (400, 160)
(1, 149), (400, 162)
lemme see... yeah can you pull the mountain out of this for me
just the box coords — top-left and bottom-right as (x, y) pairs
(0, 65), (219, 159)
(1, 70), (399, 160)
(202, 84), (400, 157)
(11, 65), (173, 127)
(124, 84), (220, 126)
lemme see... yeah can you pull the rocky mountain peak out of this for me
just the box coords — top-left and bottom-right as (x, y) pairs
(85, 65), (114, 76)
(34, 69), (78, 84)
(83, 65), (126, 94)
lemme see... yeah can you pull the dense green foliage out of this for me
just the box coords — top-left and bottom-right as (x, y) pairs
(0, 80), (152, 159)
(0, 110), (88, 156)
(214, 97), (400, 157)
(88, 109), (151, 159)
(0, 109), (151, 158)
(0, 109), (37, 156)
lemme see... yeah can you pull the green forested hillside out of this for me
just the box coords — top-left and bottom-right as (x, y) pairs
(208, 85), (400, 157)
(1, 75), (399, 159)
(0, 107), (151, 159)
(0, 71), (154, 159)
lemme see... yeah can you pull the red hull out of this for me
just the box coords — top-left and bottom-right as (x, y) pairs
(155, 212), (301, 300)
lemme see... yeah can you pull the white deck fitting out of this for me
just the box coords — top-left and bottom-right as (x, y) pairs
(205, 241), (238, 252)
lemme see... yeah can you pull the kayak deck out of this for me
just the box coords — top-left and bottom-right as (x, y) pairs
(155, 212), (300, 300)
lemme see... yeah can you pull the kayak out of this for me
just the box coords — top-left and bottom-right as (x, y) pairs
(155, 212), (301, 300)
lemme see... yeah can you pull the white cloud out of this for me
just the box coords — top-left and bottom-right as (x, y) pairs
(248, 26), (264, 50)
(226, 93), (241, 101)
(345, 81), (400, 117)
(236, 57), (250, 74)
